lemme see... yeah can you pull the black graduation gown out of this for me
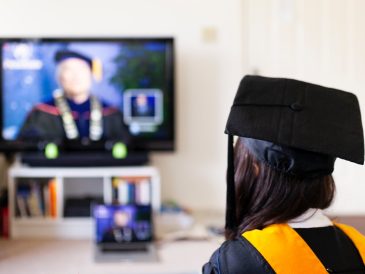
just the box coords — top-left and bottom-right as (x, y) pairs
(203, 226), (365, 274)
(18, 99), (130, 143)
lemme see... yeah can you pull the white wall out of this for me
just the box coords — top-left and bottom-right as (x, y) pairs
(0, 0), (246, 210)
(245, 0), (365, 214)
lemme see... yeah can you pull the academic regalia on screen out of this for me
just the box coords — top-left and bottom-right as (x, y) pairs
(18, 49), (129, 144)
(18, 97), (130, 143)
(203, 75), (365, 274)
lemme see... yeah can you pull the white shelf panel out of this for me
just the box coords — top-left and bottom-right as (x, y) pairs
(9, 166), (159, 178)
(12, 218), (93, 239)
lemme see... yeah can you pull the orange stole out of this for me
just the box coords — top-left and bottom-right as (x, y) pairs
(242, 223), (365, 274)
(335, 223), (365, 264)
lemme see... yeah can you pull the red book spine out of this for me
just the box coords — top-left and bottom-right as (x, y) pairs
(1, 208), (9, 238)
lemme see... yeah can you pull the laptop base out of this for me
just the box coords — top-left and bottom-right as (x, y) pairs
(94, 243), (158, 263)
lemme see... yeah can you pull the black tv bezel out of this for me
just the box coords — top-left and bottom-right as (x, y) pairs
(0, 37), (175, 153)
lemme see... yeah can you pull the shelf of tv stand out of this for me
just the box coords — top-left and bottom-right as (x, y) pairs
(8, 165), (160, 239)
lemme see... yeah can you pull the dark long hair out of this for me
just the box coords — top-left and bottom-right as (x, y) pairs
(225, 137), (336, 240)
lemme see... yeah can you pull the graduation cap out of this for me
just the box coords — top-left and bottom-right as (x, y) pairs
(224, 75), (364, 231)
(55, 50), (93, 68)
(54, 50), (103, 81)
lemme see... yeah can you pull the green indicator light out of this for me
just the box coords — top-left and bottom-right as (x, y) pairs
(45, 143), (59, 159)
(112, 142), (127, 159)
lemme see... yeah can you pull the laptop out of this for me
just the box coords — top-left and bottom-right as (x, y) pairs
(93, 204), (158, 262)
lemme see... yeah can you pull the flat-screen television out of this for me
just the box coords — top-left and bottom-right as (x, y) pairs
(0, 37), (175, 153)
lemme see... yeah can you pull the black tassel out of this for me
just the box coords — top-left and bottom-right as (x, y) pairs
(225, 134), (236, 230)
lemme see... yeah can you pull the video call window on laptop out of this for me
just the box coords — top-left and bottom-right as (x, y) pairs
(94, 204), (152, 246)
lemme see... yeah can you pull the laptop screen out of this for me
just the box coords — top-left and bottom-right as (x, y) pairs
(93, 204), (152, 244)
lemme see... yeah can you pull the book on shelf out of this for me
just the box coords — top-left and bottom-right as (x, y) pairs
(16, 195), (28, 218)
(49, 179), (57, 218)
(15, 178), (57, 219)
(27, 182), (43, 217)
(112, 176), (151, 205)
(43, 185), (50, 217)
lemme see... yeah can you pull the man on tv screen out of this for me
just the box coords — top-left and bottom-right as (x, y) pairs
(18, 49), (130, 144)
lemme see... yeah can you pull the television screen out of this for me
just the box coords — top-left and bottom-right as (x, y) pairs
(93, 204), (152, 244)
(0, 38), (174, 151)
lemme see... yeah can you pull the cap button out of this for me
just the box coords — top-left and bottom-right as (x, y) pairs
(290, 103), (303, 111)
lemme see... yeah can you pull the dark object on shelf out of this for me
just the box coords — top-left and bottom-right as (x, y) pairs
(1, 207), (9, 238)
(64, 196), (103, 217)
(0, 188), (9, 237)
(21, 151), (149, 167)
(0, 188), (7, 208)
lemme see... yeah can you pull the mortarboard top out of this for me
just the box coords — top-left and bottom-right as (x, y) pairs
(54, 50), (93, 68)
(54, 50), (103, 81)
(226, 75), (364, 164)
(224, 75), (364, 231)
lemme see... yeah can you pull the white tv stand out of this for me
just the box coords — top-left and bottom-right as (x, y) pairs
(8, 165), (160, 239)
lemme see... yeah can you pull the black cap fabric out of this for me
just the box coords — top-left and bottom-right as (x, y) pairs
(225, 75), (364, 164)
(224, 75), (364, 232)
(226, 134), (236, 230)
(242, 137), (336, 178)
(54, 50), (93, 68)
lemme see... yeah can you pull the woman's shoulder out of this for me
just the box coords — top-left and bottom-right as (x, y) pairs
(202, 237), (274, 274)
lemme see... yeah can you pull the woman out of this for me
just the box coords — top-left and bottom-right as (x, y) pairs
(203, 75), (365, 273)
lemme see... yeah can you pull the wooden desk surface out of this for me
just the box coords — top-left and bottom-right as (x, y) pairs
(0, 238), (221, 274)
